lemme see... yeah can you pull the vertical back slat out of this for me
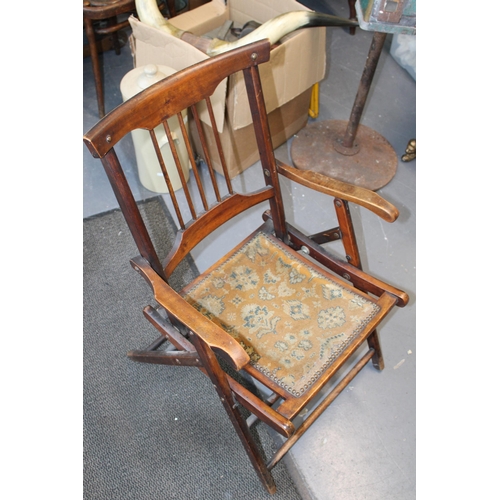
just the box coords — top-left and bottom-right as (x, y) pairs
(205, 98), (233, 195)
(149, 128), (186, 229)
(84, 40), (276, 276)
(191, 104), (222, 203)
(162, 118), (191, 197)
(177, 111), (209, 212)
(162, 119), (197, 220)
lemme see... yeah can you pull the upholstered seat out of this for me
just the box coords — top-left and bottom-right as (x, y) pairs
(83, 40), (409, 494)
(183, 231), (381, 397)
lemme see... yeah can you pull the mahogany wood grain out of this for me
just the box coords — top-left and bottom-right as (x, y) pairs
(142, 305), (196, 353)
(83, 41), (271, 157)
(275, 293), (397, 420)
(127, 349), (203, 366)
(83, 40), (409, 494)
(163, 189), (274, 278)
(276, 159), (399, 222)
(83, 1), (175, 117)
(334, 198), (385, 369)
(243, 65), (288, 242)
(178, 109), (210, 211)
(261, 214), (409, 307)
(268, 349), (375, 470)
(190, 104), (223, 203)
(333, 198), (362, 267)
(189, 333), (277, 494)
(101, 150), (167, 280)
(131, 256), (251, 370)
(308, 226), (342, 245)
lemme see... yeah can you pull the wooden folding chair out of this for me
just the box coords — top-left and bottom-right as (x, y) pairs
(83, 39), (408, 494)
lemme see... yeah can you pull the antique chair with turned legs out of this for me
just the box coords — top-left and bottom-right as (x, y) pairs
(83, 0), (177, 118)
(83, 40), (408, 494)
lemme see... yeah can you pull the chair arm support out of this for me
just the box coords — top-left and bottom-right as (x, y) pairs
(130, 256), (251, 371)
(276, 160), (399, 222)
(284, 222), (409, 307)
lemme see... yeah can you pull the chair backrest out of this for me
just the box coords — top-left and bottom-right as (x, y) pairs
(84, 39), (287, 282)
(84, 39), (411, 495)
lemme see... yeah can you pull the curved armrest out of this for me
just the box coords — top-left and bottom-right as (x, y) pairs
(130, 256), (251, 371)
(276, 160), (399, 223)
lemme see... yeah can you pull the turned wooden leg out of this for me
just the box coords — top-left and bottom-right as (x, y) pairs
(84, 17), (106, 118)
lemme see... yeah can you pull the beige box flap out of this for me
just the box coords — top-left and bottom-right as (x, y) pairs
(130, 0), (326, 132)
(226, 29), (325, 130)
(230, 0), (308, 24)
(129, 16), (227, 133)
(168, 0), (228, 35)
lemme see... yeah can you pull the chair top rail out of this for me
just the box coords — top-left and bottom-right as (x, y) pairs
(83, 39), (272, 159)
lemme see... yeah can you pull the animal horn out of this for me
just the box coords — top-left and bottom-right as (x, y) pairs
(135, 0), (358, 56)
(135, 0), (184, 36)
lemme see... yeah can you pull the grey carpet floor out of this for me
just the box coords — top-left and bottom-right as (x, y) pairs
(83, 197), (302, 499)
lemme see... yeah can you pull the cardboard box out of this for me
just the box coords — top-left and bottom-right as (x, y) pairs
(129, 0), (326, 178)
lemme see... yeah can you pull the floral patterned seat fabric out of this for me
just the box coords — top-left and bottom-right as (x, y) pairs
(183, 232), (380, 397)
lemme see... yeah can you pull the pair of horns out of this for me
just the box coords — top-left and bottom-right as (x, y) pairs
(135, 0), (358, 56)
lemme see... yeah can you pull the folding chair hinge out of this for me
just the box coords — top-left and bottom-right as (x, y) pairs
(308, 227), (342, 245)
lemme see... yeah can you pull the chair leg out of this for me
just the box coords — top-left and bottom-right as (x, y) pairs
(348, 0), (357, 35)
(334, 198), (385, 369)
(189, 333), (277, 494)
(166, 0), (176, 17)
(366, 330), (384, 370)
(108, 16), (122, 55)
(267, 348), (375, 469)
(84, 17), (106, 118)
(333, 198), (361, 268)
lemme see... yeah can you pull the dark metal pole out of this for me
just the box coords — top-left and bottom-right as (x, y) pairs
(342, 32), (387, 149)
